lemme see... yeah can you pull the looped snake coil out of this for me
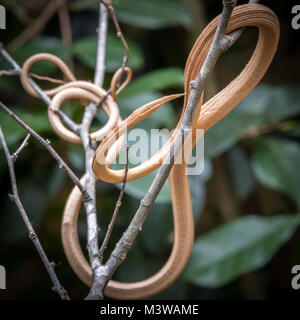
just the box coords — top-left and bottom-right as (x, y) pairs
(20, 4), (279, 300)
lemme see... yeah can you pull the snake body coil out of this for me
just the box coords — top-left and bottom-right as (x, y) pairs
(21, 4), (280, 300)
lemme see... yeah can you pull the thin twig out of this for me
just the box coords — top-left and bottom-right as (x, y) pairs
(0, 70), (19, 76)
(99, 144), (130, 262)
(29, 73), (66, 84)
(93, 0), (130, 109)
(94, 3), (109, 87)
(0, 127), (69, 300)
(100, 1), (129, 93)
(102, 2), (129, 70)
(11, 134), (31, 162)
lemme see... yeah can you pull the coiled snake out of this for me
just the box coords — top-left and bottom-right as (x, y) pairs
(20, 4), (279, 300)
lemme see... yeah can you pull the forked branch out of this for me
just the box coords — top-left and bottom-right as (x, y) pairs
(0, 127), (69, 300)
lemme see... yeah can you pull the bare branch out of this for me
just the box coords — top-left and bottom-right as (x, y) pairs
(0, 70), (19, 76)
(103, 2), (129, 70)
(0, 127), (69, 300)
(221, 0), (259, 49)
(100, 1), (129, 92)
(99, 144), (129, 262)
(1, 4), (109, 300)
(94, 3), (109, 86)
(11, 134), (31, 162)
(78, 3), (109, 300)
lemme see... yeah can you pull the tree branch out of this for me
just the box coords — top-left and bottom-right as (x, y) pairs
(11, 133), (31, 162)
(100, 1), (130, 93)
(0, 127), (69, 300)
(78, 2), (109, 300)
(94, 3), (109, 87)
(99, 144), (129, 262)
(0, 4), (110, 300)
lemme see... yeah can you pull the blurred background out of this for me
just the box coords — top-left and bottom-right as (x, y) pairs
(0, 0), (300, 300)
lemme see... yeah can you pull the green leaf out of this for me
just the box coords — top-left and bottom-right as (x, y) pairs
(204, 106), (262, 158)
(0, 76), (21, 92)
(119, 68), (184, 98)
(252, 137), (300, 208)
(114, 0), (193, 29)
(204, 84), (300, 158)
(240, 85), (300, 123)
(73, 34), (144, 72)
(184, 214), (300, 287)
(70, 0), (193, 29)
(189, 158), (212, 218)
(227, 147), (255, 199)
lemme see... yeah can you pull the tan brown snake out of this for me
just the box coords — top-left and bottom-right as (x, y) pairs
(20, 53), (132, 143)
(20, 4), (279, 300)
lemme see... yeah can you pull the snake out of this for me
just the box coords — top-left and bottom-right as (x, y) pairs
(20, 4), (279, 300)
(20, 53), (132, 144)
